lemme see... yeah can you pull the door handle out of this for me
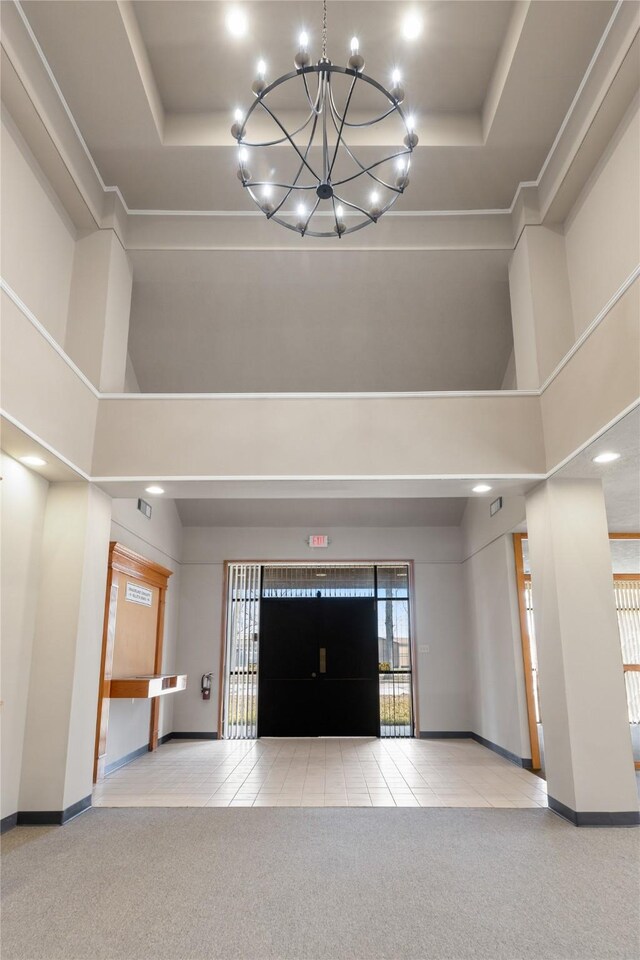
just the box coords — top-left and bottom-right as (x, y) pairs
(319, 648), (327, 674)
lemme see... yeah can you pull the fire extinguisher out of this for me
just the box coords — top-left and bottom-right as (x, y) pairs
(201, 673), (213, 701)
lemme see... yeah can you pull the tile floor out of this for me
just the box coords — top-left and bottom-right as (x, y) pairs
(93, 738), (549, 809)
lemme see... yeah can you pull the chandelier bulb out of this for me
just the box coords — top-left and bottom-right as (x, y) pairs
(231, 107), (244, 139)
(294, 31), (311, 68)
(252, 59), (268, 96)
(348, 36), (364, 72)
(396, 159), (409, 189)
(237, 147), (250, 181)
(369, 190), (382, 220)
(296, 204), (308, 233)
(390, 69), (405, 103)
(403, 115), (419, 149)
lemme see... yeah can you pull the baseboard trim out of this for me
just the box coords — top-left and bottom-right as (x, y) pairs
(1, 812), (18, 834)
(16, 794), (92, 828)
(420, 731), (473, 739)
(158, 732), (173, 745)
(104, 744), (148, 776)
(470, 733), (533, 769)
(168, 731), (218, 740)
(419, 731), (532, 769)
(548, 795), (640, 827)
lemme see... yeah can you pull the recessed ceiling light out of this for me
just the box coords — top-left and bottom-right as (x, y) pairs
(592, 452), (621, 464)
(401, 12), (423, 40)
(472, 484), (492, 493)
(145, 485), (165, 495)
(226, 8), (248, 38)
(20, 455), (47, 467)
(316, 572), (327, 577)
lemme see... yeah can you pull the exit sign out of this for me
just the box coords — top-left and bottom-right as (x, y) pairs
(308, 535), (329, 548)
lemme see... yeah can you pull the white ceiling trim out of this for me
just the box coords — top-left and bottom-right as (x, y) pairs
(0, 278), (101, 399)
(9, 0), (627, 225)
(0, 408), (91, 480)
(538, 265), (640, 394)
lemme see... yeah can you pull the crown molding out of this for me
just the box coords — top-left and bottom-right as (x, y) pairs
(2, 0), (637, 251)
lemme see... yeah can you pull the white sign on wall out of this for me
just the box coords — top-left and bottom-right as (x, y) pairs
(125, 582), (153, 606)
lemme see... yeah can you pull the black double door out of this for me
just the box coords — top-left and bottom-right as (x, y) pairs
(258, 598), (380, 737)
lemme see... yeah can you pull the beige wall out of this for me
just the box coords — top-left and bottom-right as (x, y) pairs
(463, 534), (531, 761)
(564, 98), (640, 338)
(461, 496), (531, 761)
(526, 479), (637, 812)
(175, 526), (472, 737)
(0, 454), (49, 821)
(541, 281), (640, 471)
(1, 293), (99, 475)
(106, 497), (184, 769)
(92, 394), (546, 479)
(65, 230), (133, 393)
(0, 113), (76, 347)
(19, 483), (111, 813)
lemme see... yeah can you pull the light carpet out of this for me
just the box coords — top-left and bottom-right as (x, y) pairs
(2, 807), (639, 960)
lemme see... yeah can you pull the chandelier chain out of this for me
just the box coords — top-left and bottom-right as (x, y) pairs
(322, 0), (327, 59)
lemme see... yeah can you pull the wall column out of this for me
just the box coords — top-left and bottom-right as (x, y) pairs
(65, 229), (133, 392)
(508, 225), (575, 388)
(18, 482), (112, 819)
(526, 478), (638, 824)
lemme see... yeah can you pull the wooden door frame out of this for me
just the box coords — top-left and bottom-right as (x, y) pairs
(94, 542), (172, 782)
(512, 533), (541, 770)
(513, 532), (640, 774)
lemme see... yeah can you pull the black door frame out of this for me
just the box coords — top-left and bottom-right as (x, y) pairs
(219, 560), (419, 739)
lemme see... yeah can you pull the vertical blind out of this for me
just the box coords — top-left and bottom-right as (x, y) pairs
(223, 563), (261, 739)
(614, 579), (640, 724)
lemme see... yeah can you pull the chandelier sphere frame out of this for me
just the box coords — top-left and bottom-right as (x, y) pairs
(231, 5), (419, 238)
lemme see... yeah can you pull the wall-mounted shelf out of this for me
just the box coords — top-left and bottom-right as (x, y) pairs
(108, 674), (187, 700)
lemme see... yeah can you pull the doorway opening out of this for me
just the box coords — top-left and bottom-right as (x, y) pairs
(221, 562), (415, 740)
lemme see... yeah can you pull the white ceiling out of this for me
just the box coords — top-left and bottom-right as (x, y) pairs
(556, 406), (640, 533)
(176, 496), (466, 526)
(128, 247), (513, 392)
(134, 1), (514, 115)
(20, 0), (615, 211)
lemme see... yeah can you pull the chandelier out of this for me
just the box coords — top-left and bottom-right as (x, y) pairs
(230, 0), (419, 237)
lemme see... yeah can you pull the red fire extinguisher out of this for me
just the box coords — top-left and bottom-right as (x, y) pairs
(201, 673), (213, 701)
